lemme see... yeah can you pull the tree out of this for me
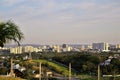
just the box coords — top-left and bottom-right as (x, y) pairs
(0, 20), (24, 47)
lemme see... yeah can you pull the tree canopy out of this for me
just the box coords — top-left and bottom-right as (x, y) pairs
(0, 20), (24, 47)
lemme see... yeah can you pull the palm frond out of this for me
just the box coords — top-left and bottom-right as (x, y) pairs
(0, 20), (24, 47)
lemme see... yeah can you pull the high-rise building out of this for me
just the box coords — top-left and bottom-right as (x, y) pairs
(52, 45), (61, 53)
(62, 44), (72, 52)
(24, 46), (40, 53)
(116, 44), (120, 48)
(56, 45), (61, 53)
(62, 44), (68, 48)
(24, 46), (34, 53)
(10, 46), (22, 54)
(67, 46), (72, 51)
(92, 42), (109, 52)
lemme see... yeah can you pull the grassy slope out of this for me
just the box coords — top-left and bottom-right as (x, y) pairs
(33, 59), (69, 75)
(0, 76), (25, 80)
(33, 59), (94, 79)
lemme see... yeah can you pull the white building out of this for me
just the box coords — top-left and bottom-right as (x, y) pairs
(87, 45), (92, 49)
(52, 45), (61, 52)
(0, 47), (8, 50)
(92, 42), (109, 52)
(10, 46), (22, 54)
(116, 44), (120, 48)
(80, 45), (85, 50)
(24, 46), (41, 53)
(24, 46), (34, 53)
(62, 45), (72, 52)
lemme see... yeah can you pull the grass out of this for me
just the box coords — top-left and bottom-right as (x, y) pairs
(33, 59), (118, 80)
(33, 59), (69, 75)
(0, 76), (25, 80)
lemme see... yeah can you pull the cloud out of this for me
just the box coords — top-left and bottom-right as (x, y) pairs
(0, 0), (24, 6)
(1, 0), (120, 28)
(0, 0), (120, 44)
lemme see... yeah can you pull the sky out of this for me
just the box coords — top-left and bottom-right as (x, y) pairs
(0, 0), (120, 45)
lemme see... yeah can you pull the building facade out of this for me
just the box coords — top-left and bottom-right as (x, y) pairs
(116, 44), (120, 48)
(92, 42), (109, 52)
(10, 46), (22, 54)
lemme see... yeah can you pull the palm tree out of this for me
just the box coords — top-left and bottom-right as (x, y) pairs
(0, 20), (24, 47)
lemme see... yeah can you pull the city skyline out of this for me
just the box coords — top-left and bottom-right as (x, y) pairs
(0, 0), (120, 45)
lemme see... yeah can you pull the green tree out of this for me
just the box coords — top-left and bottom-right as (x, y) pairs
(110, 58), (120, 74)
(0, 68), (9, 75)
(0, 20), (24, 47)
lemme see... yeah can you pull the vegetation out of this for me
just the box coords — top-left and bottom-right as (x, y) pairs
(0, 52), (120, 80)
(101, 58), (120, 75)
(34, 59), (69, 75)
(52, 53), (101, 74)
(0, 20), (24, 47)
(0, 76), (25, 80)
(35, 52), (120, 75)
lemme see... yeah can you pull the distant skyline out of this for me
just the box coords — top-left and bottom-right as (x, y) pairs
(0, 0), (120, 45)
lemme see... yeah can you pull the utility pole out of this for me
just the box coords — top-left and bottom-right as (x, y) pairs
(39, 62), (42, 80)
(69, 63), (71, 80)
(10, 58), (15, 77)
(98, 64), (100, 80)
(113, 71), (115, 80)
(29, 52), (32, 59)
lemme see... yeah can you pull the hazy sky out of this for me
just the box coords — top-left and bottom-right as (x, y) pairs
(0, 0), (120, 45)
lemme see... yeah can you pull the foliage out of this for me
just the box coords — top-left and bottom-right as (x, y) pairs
(34, 59), (69, 75)
(1, 52), (120, 80)
(0, 20), (24, 47)
(101, 58), (120, 75)
(52, 53), (101, 74)
(0, 68), (9, 75)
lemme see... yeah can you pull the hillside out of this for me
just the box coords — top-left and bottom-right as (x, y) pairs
(33, 59), (70, 75)
(0, 76), (25, 80)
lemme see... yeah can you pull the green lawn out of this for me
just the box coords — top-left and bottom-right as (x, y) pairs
(33, 59), (69, 75)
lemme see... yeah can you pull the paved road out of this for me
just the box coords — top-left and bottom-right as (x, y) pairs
(53, 76), (79, 80)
